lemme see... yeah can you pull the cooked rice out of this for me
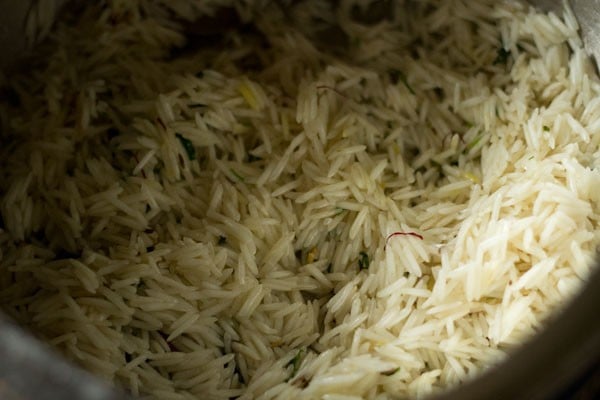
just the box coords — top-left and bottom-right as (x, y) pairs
(1, 0), (600, 399)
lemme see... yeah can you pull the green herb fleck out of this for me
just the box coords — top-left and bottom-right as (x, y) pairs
(381, 368), (400, 376)
(466, 134), (483, 151)
(230, 169), (244, 182)
(494, 47), (511, 65)
(543, 125), (550, 132)
(389, 69), (415, 94)
(176, 133), (196, 160)
(286, 348), (305, 381)
(334, 207), (345, 216)
(358, 251), (370, 270)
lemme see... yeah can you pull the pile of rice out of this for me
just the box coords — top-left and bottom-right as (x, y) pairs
(1, 0), (599, 399)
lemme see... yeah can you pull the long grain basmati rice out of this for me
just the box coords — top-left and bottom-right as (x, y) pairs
(1, 0), (600, 399)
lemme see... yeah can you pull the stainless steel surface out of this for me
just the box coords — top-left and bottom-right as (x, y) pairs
(0, 314), (128, 400)
(531, 0), (600, 70)
(571, 0), (600, 70)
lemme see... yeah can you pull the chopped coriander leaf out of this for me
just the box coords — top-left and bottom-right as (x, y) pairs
(230, 169), (244, 182)
(175, 133), (196, 160)
(358, 251), (370, 270)
(334, 207), (345, 215)
(494, 47), (510, 65)
(466, 134), (483, 151)
(543, 125), (550, 132)
(286, 348), (305, 381)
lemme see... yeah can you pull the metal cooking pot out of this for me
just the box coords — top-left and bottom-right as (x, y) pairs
(0, 1), (599, 399)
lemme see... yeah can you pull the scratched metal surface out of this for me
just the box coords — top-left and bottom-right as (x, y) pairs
(530, 0), (600, 70)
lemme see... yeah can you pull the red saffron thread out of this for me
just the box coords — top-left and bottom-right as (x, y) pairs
(384, 231), (424, 250)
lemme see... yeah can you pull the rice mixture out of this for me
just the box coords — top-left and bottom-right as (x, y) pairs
(1, 0), (600, 399)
